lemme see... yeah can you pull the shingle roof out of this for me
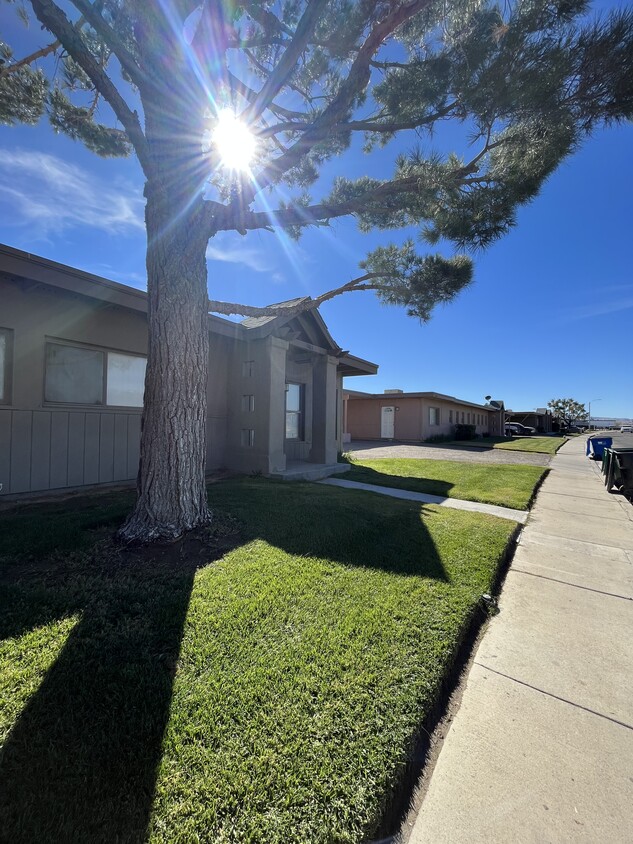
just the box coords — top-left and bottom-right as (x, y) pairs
(240, 297), (311, 329)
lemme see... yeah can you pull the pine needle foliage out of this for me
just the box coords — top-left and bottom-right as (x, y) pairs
(1, 0), (632, 319)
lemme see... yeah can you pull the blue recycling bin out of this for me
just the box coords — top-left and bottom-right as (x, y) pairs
(586, 436), (612, 459)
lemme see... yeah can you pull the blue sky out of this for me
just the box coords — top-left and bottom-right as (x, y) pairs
(1, 2), (632, 419)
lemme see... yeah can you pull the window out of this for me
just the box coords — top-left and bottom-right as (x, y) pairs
(241, 428), (255, 447)
(461, 412), (465, 423)
(449, 409), (453, 423)
(106, 352), (146, 407)
(429, 406), (440, 426)
(467, 412), (471, 424)
(45, 341), (146, 407)
(242, 360), (254, 377)
(241, 394), (255, 412)
(0, 328), (13, 405)
(285, 382), (304, 439)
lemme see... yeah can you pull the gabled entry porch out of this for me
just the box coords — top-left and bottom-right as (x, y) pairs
(225, 300), (377, 478)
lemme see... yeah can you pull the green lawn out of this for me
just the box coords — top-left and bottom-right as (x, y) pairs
(347, 458), (547, 510)
(0, 479), (516, 843)
(444, 436), (566, 455)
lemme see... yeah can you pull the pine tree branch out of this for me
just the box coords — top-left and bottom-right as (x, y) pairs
(237, 0), (435, 206)
(241, 0), (330, 123)
(29, 0), (150, 174)
(255, 101), (460, 139)
(227, 70), (307, 121)
(241, 2), (294, 38)
(0, 40), (60, 76)
(206, 174), (426, 235)
(66, 0), (147, 89)
(208, 273), (382, 317)
(0, 13), (87, 77)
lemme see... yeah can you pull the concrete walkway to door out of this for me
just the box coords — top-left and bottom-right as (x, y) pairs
(319, 477), (528, 523)
(404, 435), (633, 844)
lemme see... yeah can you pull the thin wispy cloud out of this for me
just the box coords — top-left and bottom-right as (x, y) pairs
(206, 242), (285, 283)
(560, 288), (633, 323)
(0, 148), (144, 236)
(86, 264), (147, 290)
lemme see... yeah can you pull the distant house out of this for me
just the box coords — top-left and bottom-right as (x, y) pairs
(506, 408), (553, 433)
(343, 389), (505, 442)
(0, 244), (376, 497)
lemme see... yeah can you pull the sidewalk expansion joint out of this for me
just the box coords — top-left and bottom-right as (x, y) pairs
(537, 489), (626, 503)
(474, 663), (633, 732)
(520, 529), (633, 554)
(511, 568), (633, 602)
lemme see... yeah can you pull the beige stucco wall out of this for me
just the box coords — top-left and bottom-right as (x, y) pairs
(346, 394), (498, 442)
(1, 269), (352, 496)
(0, 274), (232, 495)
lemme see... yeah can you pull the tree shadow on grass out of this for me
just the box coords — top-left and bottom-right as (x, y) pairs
(207, 477), (450, 581)
(345, 464), (457, 502)
(0, 525), (239, 844)
(0, 478), (448, 842)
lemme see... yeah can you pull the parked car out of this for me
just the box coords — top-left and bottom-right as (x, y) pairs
(621, 425), (633, 433)
(505, 422), (536, 436)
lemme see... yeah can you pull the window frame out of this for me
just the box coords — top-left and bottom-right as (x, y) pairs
(43, 338), (147, 409)
(429, 406), (440, 426)
(285, 382), (305, 441)
(0, 327), (14, 406)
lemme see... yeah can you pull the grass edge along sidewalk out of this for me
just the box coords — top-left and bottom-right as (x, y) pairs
(346, 457), (548, 511)
(1, 478), (516, 843)
(441, 436), (567, 455)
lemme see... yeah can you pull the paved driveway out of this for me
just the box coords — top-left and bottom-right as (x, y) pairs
(346, 440), (551, 467)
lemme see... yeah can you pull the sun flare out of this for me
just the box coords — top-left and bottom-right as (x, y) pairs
(213, 109), (257, 171)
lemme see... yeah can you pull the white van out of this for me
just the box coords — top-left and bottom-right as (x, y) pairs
(620, 425), (633, 433)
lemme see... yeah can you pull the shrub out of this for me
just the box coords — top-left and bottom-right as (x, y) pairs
(454, 424), (477, 441)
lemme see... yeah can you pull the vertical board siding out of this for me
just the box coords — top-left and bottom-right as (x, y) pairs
(0, 409), (141, 496)
(50, 411), (69, 489)
(127, 414), (141, 479)
(10, 411), (32, 493)
(113, 415), (129, 481)
(0, 409), (11, 493)
(30, 411), (52, 491)
(99, 414), (115, 483)
(67, 412), (86, 487)
(83, 414), (100, 485)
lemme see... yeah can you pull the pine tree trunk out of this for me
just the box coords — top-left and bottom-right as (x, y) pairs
(117, 185), (212, 543)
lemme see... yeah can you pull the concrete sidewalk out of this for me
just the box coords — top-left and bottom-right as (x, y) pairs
(319, 477), (529, 523)
(406, 436), (633, 844)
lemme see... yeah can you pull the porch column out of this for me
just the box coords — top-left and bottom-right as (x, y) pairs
(264, 335), (288, 473)
(311, 354), (338, 464)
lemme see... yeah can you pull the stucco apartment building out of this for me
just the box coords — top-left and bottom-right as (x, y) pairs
(343, 389), (505, 442)
(0, 244), (376, 498)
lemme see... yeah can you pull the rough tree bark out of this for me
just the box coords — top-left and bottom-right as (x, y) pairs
(115, 6), (214, 543)
(117, 183), (212, 543)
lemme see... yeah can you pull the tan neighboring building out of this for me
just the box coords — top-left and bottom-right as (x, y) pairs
(343, 389), (505, 442)
(0, 244), (376, 498)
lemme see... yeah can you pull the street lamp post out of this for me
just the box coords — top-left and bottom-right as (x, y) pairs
(588, 398), (601, 431)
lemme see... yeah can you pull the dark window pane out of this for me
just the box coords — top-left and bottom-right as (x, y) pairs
(45, 344), (104, 404)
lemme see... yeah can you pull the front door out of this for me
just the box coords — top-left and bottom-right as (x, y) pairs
(381, 406), (395, 439)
